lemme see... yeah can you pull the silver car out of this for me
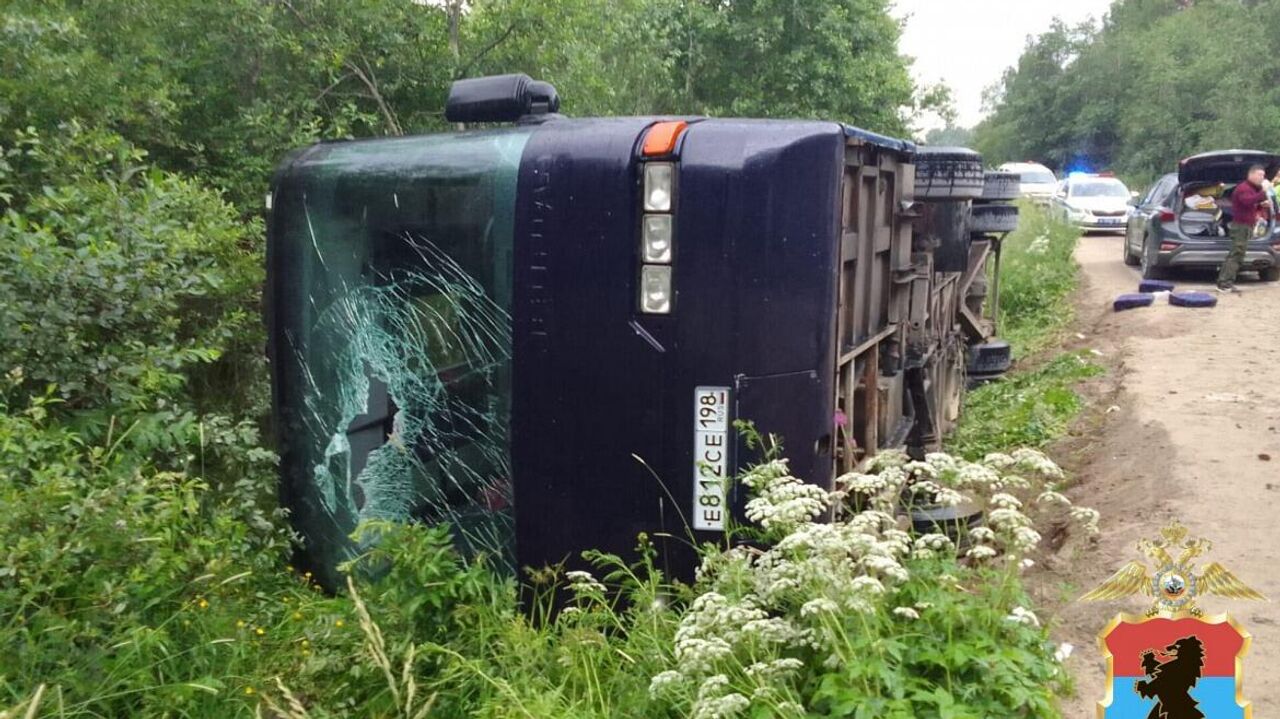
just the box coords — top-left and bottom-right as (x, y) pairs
(1052, 174), (1133, 233)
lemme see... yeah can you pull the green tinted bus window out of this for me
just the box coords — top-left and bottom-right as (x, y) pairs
(270, 129), (530, 573)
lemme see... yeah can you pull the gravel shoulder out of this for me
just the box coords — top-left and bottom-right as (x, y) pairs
(1045, 234), (1280, 716)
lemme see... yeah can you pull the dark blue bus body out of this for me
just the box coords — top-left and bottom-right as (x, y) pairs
(266, 116), (944, 587)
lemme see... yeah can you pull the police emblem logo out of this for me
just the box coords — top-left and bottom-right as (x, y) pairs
(1081, 522), (1266, 718)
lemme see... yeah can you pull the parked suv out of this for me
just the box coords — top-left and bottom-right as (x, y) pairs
(1123, 150), (1280, 281)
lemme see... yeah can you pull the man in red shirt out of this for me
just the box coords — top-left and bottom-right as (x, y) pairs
(1218, 164), (1272, 291)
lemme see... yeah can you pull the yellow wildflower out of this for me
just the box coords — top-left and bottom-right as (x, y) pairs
(255, 627), (265, 636)
(334, 619), (344, 628)
(292, 612), (303, 621)
(197, 597), (209, 609)
(236, 620), (246, 628)
(244, 687), (255, 696)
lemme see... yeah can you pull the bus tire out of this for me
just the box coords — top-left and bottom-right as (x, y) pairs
(915, 147), (985, 201)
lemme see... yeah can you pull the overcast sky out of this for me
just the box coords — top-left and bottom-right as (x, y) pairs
(893, 0), (1116, 131)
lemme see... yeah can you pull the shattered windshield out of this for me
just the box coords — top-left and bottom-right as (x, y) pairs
(269, 129), (531, 575)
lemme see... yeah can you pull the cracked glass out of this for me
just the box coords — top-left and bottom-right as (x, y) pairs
(270, 129), (532, 578)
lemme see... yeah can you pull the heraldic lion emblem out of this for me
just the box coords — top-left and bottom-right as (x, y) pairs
(1135, 635), (1205, 719)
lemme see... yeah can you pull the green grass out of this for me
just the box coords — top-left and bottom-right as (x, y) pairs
(950, 352), (1103, 459)
(950, 203), (1100, 459)
(995, 201), (1082, 357)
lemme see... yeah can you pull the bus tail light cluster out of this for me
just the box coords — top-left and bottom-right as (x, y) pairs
(638, 121), (686, 314)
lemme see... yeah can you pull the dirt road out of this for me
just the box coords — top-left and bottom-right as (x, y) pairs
(1048, 234), (1280, 716)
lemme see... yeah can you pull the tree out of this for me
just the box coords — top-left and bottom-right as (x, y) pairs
(975, 0), (1280, 183)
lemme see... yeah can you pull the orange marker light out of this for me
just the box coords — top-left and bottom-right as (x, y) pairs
(642, 121), (688, 157)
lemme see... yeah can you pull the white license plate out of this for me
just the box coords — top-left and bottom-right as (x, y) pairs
(1100, 218), (1122, 226)
(693, 387), (730, 531)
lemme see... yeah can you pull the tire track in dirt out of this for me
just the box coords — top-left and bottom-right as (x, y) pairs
(1045, 234), (1280, 716)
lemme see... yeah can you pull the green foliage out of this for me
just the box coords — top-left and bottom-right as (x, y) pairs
(807, 562), (1061, 719)
(2, 0), (945, 211)
(0, 384), (305, 717)
(950, 352), (1103, 460)
(975, 0), (1280, 183)
(673, 0), (923, 133)
(996, 202), (1082, 356)
(0, 126), (263, 417)
(950, 203), (1099, 459)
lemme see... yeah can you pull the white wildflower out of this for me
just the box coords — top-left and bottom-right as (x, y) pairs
(1005, 606), (1041, 628)
(892, 606), (920, 620)
(649, 670), (685, 698)
(691, 692), (750, 719)
(981, 452), (1016, 471)
(697, 674), (731, 700)
(879, 529), (913, 557)
(1037, 490), (1071, 507)
(565, 570), (606, 595)
(1011, 448), (1065, 480)
(987, 507), (1032, 531)
(850, 575), (886, 595)
(924, 452), (961, 473)
(674, 636), (733, 674)
(860, 554), (909, 584)
(968, 526), (996, 544)
(774, 701), (806, 716)
(903, 461), (939, 480)
(866, 449), (909, 472)
(966, 545), (998, 561)
(1070, 506), (1101, 535)
(956, 462), (1003, 490)
(1054, 642), (1075, 663)
(912, 533), (955, 559)
(989, 493), (1023, 510)
(837, 472), (886, 495)
(1020, 558), (1036, 571)
(1011, 526), (1042, 552)
(999, 473), (1031, 490)
(741, 617), (807, 646)
(745, 474), (830, 532)
(744, 658), (804, 680)
(801, 598), (839, 617)
(934, 486), (966, 508)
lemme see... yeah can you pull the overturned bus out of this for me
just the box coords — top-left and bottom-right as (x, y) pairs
(265, 74), (1016, 588)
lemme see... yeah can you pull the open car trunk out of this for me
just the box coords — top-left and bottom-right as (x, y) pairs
(1178, 183), (1231, 238)
(1176, 150), (1280, 238)
(1178, 183), (1277, 238)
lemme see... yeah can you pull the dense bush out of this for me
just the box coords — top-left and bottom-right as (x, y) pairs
(0, 126), (263, 415)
